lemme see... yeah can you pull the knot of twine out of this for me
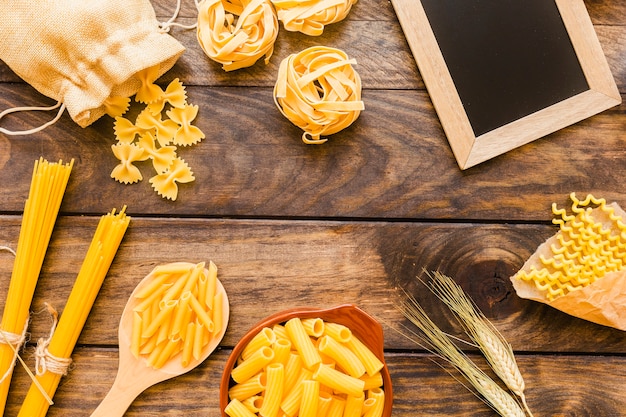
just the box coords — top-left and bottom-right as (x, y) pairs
(34, 304), (72, 376)
(0, 321), (29, 384)
(197, 0), (279, 71)
(273, 46), (364, 144)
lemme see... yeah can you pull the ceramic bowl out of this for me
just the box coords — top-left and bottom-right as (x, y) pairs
(220, 304), (393, 416)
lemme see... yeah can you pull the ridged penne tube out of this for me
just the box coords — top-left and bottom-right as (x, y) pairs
(285, 318), (321, 368)
(344, 335), (384, 376)
(190, 294), (214, 332)
(272, 324), (289, 340)
(242, 396), (264, 414)
(181, 322), (196, 367)
(211, 291), (224, 336)
(323, 322), (352, 343)
(283, 353), (303, 394)
(318, 335), (366, 378)
(299, 380), (319, 417)
(363, 388), (385, 417)
(326, 395), (346, 417)
(228, 372), (267, 401)
(312, 364), (365, 397)
(271, 337), (292, 365)
(280, 368), (312, 417)
(360, 372), (383, 390)
(225, 398), (257, 417)
(142, 299), (177, 338)
(301, 317), (324, 337)
(242, 327), (276, 360)
(205, 260), (218, 309)
(343, 392), (365, 417)
(231, 346), (275, 383)
(172, 291), (192, 336)
(130, 311), (143, 358)
(318, 390), (333, 416)
(258, 363), (284, 417)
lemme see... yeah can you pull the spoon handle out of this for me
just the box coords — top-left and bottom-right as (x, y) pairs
(89, 372), (148, 417)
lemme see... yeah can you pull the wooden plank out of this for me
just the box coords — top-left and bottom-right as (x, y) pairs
(2, 216), (626, 352)
(2, 348), (625, 416)
(0, 86), (624, 220)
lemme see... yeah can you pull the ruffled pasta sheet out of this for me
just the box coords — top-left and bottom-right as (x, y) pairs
(197, 0), (279, 71)
(273, 46), (364, 144)
(271, 0), (358, 36)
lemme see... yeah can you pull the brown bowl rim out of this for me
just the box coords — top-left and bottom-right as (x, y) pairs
(219, 303), (393, 416)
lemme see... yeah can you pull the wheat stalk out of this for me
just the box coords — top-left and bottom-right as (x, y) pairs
(424, 271), (533, 417)
(397, 291), (526, 417)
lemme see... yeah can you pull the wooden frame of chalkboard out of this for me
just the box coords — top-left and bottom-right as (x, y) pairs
(391, 0), (621, 169)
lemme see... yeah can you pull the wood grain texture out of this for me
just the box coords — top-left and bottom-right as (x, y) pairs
(0, 0), (624, 415)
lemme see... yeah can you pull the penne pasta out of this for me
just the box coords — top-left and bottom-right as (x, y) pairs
(229, 372), (267, 402)
(344, 335), (384, 376)
(225, 398), (258, 417)
(312, 364), (365, 397)
(343, 392), (365, 417)
(231, 347), (275, 384)
(317, 335), (366, 378)
(285, 318), (321, 369)
(242, 327), (276, 361)
(299, 380), (319, 417)
(258, 363), (284, 417)
(363, 388), (385, 417)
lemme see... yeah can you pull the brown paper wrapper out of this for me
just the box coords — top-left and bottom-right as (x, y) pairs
(511, 202), (626, 331)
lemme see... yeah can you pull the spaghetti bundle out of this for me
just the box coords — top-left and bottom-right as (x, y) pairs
(197, 0), (279, 71)
(0, 158), (73, 415)
(18, 207), (130, 417)
(273, 46), (364, 144)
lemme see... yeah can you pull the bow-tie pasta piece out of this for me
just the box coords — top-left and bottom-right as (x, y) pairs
(274, 46), (364, 144)
(135, 66), (166, 104)
(197, 0), (279, 71)
(149, 158), (195, 201)
(137, 133), (178, 174)
(136, 108), (179, 147)
(114, 116), (152, 144)
(111, 143), (150, 184)
(147, 78), (188, 115)
(271, 0), (359, 36)
(104, 96), (131, 118)
(167, 104), (205, 147)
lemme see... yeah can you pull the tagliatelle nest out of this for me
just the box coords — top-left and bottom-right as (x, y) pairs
(273, 46), (364, 144)
(197, 0), (279, 71)
(271, 0), (359, 36)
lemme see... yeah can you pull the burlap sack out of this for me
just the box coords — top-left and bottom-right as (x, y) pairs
(0, 0), (185, 128)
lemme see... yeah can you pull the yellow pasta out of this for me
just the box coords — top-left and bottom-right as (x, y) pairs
(242, 327), (276, 360)
(271, 0), (358, 36)
(299, 380), (319, 417)
(363, 388), (385, 417)
(149, 157), (195, 201)
(196, 0), (279, 71)
(515, 193), (626, 300)
(258, 363), (284, 417)
(317, 335), (365, 378)
(130, 261), (224, 369)
(273, 46), (364, 144)
(344, 334), (384, 376)
(225, 398), (258, 417)
(242, 395), (264, 414)
(231, 347), (275, 383)
(312, 363), (365, 397)
(110, 143), (148, 184)
(226, 318), (386, 417)
(343, 392), (365, 417)
(229, 372), (267, 401)
(285, 318), (322, 369)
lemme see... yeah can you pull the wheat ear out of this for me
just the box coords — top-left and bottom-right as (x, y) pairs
(397, 292), (526, 417)
(425, 271), (533, 417)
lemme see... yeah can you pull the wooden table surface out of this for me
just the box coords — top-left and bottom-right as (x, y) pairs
(1, 0), (625, 416)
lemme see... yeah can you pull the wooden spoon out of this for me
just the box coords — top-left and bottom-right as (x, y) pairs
(90, 263), (229, 416)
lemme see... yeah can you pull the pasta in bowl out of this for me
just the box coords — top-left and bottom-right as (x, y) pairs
(220, 304), (392, 417)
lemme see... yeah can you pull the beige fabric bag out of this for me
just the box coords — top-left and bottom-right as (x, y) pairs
(0, 0), (185, 128)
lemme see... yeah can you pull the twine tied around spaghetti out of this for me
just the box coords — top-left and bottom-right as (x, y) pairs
(34, 304), (72, 377)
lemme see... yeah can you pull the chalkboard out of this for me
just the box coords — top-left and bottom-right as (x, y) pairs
(391, 0), (621, 169)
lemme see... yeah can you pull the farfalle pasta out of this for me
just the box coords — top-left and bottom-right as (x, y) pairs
(511, 193), (626, 330)
(274, 46), (364, 144)
(108, 70), (205, 201)
(271, 0), (359, 36)
(196, 0), (279, 71)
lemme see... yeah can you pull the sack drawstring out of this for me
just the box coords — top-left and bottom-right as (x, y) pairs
(159, 0), (200, 33)
(0, 101), (66, 136)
